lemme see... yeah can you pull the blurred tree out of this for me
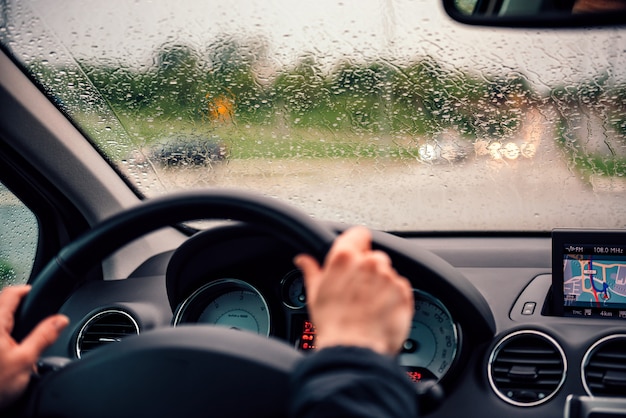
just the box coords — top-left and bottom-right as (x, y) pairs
(329, 62), (391, 133)
(153, 44), (205, 116)
(272, 56), (337, 128)
(204, 36), (270, 124)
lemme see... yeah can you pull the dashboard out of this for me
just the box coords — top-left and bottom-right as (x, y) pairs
(44, 224), (626, 418)
(167, 225), (460, 385)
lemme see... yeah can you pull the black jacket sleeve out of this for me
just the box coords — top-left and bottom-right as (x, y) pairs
(289, 346), (418, 418)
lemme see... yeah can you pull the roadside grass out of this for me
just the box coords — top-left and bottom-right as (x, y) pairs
(570, 154), (626, 177)
(77, 109), (626, 177)
(107, 114), (425, 160)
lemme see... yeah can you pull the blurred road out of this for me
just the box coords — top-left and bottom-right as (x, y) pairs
(130, 106), (626, 231)
(138, 150), (626, 232)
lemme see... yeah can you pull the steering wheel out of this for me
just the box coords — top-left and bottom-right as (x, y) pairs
(12, 189), (495, 417)
(13, 189), (336, 418)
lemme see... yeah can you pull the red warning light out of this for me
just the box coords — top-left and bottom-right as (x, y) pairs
(406, 371), (422, 383)
(299, 320), (317, 351)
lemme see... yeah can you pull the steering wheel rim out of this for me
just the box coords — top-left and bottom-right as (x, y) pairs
(13, 189), (336, 341)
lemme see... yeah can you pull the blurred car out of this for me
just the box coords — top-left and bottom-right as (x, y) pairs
(150, 135), (228, 166)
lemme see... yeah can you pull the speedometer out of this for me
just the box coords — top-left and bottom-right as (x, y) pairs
(173, 279), (271, 336)
(399, 290), (458, 383)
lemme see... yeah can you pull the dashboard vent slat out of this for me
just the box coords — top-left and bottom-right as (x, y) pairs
(488, 330), (566, 407)
(583, 335), (626, 397)
(76, 310), (139, 358)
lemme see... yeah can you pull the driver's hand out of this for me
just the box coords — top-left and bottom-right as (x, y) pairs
(0, 285), (69, 409)
(294, 226), (414, 356)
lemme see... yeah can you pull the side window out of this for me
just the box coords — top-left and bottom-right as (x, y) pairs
(0, 182), (38, 289)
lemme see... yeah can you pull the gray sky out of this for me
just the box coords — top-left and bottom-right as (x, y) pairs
(22, 0), (626, 91)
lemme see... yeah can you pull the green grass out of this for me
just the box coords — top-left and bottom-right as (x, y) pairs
(78, 108), (626, 177)
(570, 154), (626, 177)
(85, 112), (427, 161)
(210, 125), (422, 159)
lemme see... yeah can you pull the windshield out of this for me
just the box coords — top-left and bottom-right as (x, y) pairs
(1, 0), (625, 232)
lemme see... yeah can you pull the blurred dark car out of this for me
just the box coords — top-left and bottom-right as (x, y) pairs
(150, 136), (228, 166)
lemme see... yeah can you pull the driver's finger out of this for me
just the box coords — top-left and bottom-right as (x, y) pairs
(294, 254), (322, 303)
(16, 314), (69, 365)
(0, 285), (31, 334)
(328, 226), (372, 257)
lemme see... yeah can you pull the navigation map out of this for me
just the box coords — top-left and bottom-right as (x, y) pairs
(563, 255), (626, 312)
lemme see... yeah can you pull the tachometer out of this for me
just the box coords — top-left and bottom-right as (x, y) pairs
(399, 290), (458, 383)
(173, 279), (270, 336)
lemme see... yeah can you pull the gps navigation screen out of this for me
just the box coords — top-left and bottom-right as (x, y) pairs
(562, 245), (626, 319)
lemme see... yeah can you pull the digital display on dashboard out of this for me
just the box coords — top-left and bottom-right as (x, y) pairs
(298, 320), (317, 350)
(553, 230), (626, 319)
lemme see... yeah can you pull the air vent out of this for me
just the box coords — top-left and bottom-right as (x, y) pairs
(76, 310), (139, 358)
(488, 330), (567, 407)
(582, 334), (626, 397)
